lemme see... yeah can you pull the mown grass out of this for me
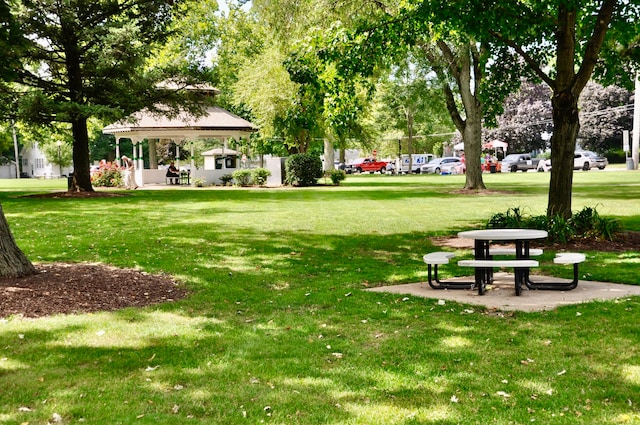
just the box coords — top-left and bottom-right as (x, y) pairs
(0, 170), (639, 424)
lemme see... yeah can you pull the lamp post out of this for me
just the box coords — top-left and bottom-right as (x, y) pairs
(633, 71), (639, 170)
(12, 120), (20, 179)
(56, 141), (62, 177)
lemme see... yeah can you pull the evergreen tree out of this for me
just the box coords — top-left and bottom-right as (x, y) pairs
(2, 0), (204, 191)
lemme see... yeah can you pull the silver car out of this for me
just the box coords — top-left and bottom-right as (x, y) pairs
(421, 157), (462, 174)
(579, 151), (608, 170)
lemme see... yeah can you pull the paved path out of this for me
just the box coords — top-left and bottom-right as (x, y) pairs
(366, 272), (640, 312)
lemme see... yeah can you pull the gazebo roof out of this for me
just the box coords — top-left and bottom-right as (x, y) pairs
(103, 105), (257, 141)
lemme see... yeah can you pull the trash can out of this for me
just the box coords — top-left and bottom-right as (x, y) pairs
(626, 158), (635, 170)
(67, 172), (74, 190)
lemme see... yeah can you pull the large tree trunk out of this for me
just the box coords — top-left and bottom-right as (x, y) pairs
(462, 110), (486, 190)
(429, 41), (486, 190)
(548, 90), (579, 218)
(444, 42), (485, 190)
(69, 116), (94, 192)
(458, 43), (486, 191)
(61, 13), (93, 193)
(0, 205), (37, 278)
(546, 5), (579, 218)
(544, 2), (613, 218)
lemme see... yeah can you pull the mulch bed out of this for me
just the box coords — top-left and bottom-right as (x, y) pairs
(0, 263), (188, 319)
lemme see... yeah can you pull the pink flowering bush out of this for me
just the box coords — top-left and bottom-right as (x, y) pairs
(91, 162), (123, 187)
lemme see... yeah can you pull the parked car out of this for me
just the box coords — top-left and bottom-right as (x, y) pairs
(575, 151), (607, 170)
(439, 161), (462, 175)
(533, 151), (609, 172)
(345, 157), (388, 174)
(421, 157), (462, 174)
(501, 154), (544, 172)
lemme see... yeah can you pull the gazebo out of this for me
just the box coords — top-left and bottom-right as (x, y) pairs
(103, 103), (257, 186)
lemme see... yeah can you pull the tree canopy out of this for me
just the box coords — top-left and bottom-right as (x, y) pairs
(486, 82), (553, 154)
(578, 82), (634, 153)
(2, 0), (208, 191)
(372, 58), (454, 158)
(417, 0), (639, 216)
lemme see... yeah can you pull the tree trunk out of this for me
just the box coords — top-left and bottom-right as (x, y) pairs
(61, 14), (93, 193)
(462, 110), (486, 190)
(454, 43), (485, 190)
(69, 115), (94, 192)
(431, 41), (486, 190)
(547, 4), (579, 219)
(148, 139), (158, 169)
(0, 205), (37, 278)
(548, 90), (579, 218)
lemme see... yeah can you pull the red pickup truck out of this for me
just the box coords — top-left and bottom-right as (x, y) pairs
(346, 157), (388, 174)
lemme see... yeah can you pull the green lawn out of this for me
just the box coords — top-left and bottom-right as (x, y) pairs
(1, 170), (639, 424)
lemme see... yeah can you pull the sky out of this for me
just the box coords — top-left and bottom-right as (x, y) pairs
(216, 0), (252, 15)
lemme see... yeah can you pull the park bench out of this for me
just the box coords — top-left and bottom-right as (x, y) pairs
(458, 258), (539, 295)
(166, 171), (191, 185)
(423, 252), (474, 290)
(489, 248), (544, 257)
(525, 252), (586, 291)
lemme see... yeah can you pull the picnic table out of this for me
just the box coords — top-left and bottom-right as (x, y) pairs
(423, 228), (585, 295)
(457, 229), (548, 295)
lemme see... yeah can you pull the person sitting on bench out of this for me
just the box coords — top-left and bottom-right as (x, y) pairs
(166, 162), (180, 184)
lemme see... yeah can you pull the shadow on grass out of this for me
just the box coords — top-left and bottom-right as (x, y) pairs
(2, 177), (640, 423)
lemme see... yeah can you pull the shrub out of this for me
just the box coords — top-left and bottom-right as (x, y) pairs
(91, 164), (123, 187)
(486, 207), (526, 229)
(606, 148), (626, 164)
(193, 177), (206, 187)
(546, 213), (574, 244)
(486, 206), (623, 243)
(220, 174), (234, 186)
(251, 168), (271, 186)
(325, 169), (346, 185)
(232, 169), (252, 187)
(570, 206), (623, 241)
(285, 153), (323, 187)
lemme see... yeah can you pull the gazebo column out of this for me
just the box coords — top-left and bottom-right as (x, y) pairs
(238, 137), (244, 168)
(115, 138), (121, 165)
(137, 143), (144, 170)
(190, 141), (195, 176)
(221, 138), (228, 169)
(131, 138), (144, 187)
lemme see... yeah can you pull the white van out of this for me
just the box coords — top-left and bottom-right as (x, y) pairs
(400, 154), (435, 174)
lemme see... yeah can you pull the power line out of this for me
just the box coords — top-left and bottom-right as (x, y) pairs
(387, 103), (634, 139)
(497, 103), (634, 130)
